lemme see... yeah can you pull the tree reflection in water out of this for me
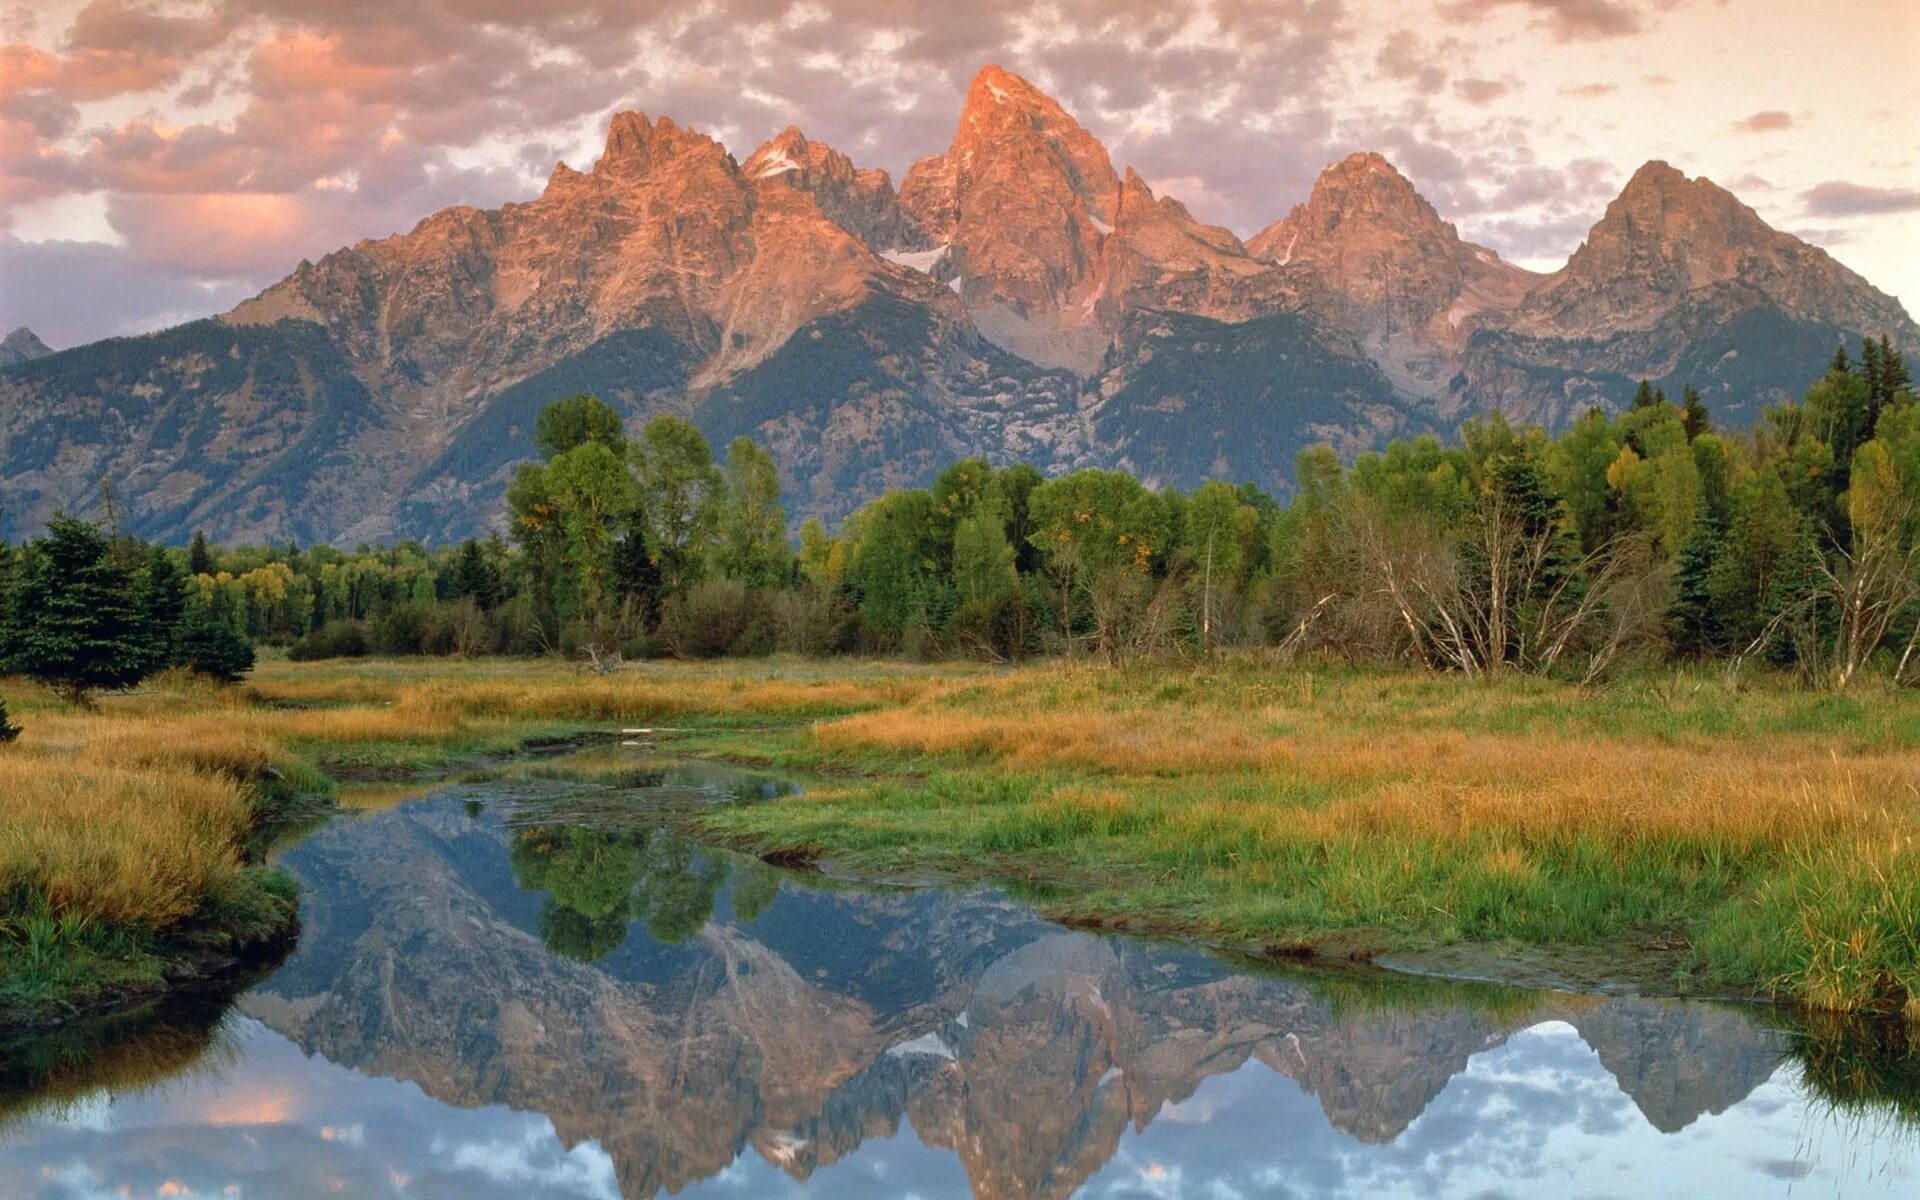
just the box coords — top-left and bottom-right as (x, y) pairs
(508, 823), (777, 960)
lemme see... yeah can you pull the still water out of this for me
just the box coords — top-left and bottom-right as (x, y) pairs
(2, 760), (1916, 1199)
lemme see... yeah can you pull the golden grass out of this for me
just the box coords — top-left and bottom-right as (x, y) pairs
(813, 674), (1920, 852)
(0, 749), (253, 931)
(815, 706), (1289, 773)
(750, 660), (1920, 1013)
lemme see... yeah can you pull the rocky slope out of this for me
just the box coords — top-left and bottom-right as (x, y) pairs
(1248, 151), (1541, 400)
(0, 65), (1911, 545)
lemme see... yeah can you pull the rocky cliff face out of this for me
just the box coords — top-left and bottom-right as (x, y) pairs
(1249, 152), (1542, 398)
(900, 64), (1123, 371)
(1, 64), (1912, 544)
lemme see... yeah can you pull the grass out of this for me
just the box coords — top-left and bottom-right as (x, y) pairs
(3, 653), (1917, 1020)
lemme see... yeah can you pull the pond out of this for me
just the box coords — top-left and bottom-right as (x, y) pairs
(2, 760), (1916, 1198)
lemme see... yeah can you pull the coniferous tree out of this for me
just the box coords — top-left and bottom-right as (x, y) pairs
(187, 529), (215, 576)
(1631, 379), (1659, 410)
(178, 590), (255, 682)
(0, 515), (154, 704)
(1666, 513), (1726, 656)
(134, 545), (188, 674)
(1680, 384), (1712, 442)
(449, 538), (506, 610)
(611, 513), (662, 625)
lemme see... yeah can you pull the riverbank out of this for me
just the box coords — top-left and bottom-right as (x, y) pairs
(3, 655), (1915, 1021)
(0, 680), (312, 1026)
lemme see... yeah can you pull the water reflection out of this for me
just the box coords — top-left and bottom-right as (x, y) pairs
(2, 764), (1916, 1199)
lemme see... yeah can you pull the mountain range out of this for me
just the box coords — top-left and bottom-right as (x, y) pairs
(1, 63), (1913, 545)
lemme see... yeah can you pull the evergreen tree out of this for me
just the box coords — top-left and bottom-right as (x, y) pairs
(1761, 517), (1831, 668)
(177, 591), (256, 682)
(610, 513), (662, 624)
(1862, 336), (1885, 411)
(187, 529), (215, 576)
(1631, 380), (1658, 410)
(1830, 343), (1852, 376)
(133, 545), (189, 675)
(1680, 384), (1712, 442)
(0, 515), (155, 704)
(0, 697), (19, 743)
(1881, 334), (1912, 396)
(449, 538), (505, 610)
(1666, 513), (1726, 656)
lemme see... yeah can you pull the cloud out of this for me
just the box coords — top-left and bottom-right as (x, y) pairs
(1454, 78), (1511, 105)
(0, 234), (262, 345)
(1733, 109), (1793, 133)
(1557, 82), (1615, 98)
(1801, 181), (1920, 217)
(1375, 30), (1447, 95)
(1440, 0), (1644, 41)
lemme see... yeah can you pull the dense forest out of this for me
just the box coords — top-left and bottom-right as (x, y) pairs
(2, 337), (1914, 694)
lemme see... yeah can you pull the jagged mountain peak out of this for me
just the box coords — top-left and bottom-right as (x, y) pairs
(1248, 151), (1466, 265)
(965, 64), (1057, 113)
(742, 124), (925, 251)
(897, 64), (1123, 368)
(595, 110), (728, 178)
(1514, 158), (1917, 344)
(1243, 149), (1538, 397)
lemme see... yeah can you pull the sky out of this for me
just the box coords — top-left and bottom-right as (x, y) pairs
(1, 0), (1916, 349)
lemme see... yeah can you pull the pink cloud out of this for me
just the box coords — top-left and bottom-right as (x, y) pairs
(1732, 109), (1794, 133)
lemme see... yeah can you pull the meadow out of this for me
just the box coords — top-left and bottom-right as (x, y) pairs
(2, 654), (1916, 1021)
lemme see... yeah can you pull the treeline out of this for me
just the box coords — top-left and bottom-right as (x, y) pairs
(3, 337), (1916, 691)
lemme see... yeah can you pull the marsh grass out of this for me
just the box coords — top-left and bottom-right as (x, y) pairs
(6, 653), (1917, 1017)
(698, 659), (1920, 1017)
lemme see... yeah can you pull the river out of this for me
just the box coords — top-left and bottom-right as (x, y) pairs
(2, 758), (1915, 1198)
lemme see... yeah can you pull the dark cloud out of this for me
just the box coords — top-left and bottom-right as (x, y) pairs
(1801, 181), (1920, 217)
(1733, 109), (1793, 133)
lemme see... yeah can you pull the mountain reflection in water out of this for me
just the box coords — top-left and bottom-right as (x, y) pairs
(2, 764), (1916, 1199)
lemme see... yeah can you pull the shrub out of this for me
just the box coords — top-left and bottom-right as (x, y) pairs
(0, 698), (19, 743)
(658, 579), (756, 658)
(289, 619), (369, 661)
